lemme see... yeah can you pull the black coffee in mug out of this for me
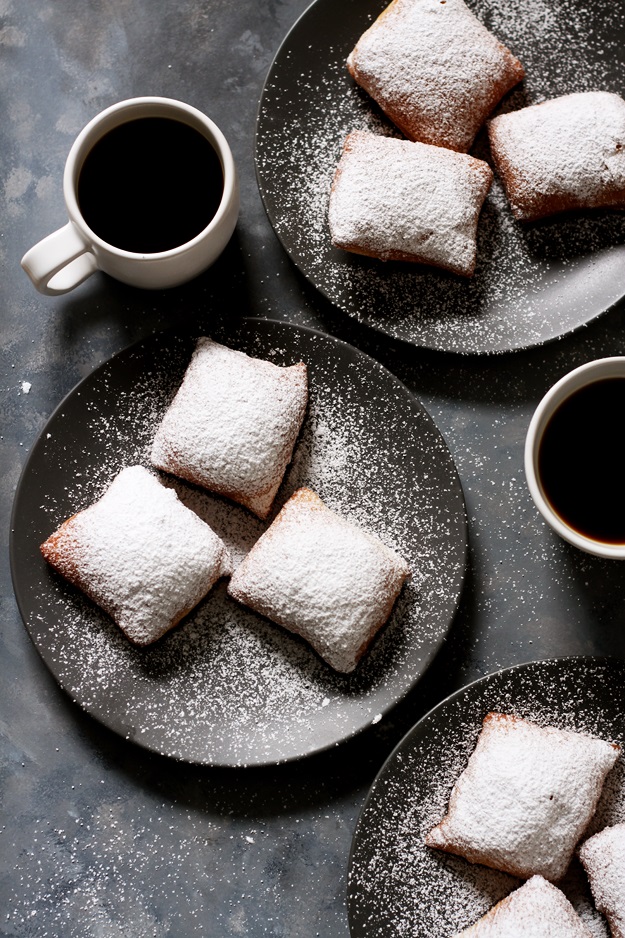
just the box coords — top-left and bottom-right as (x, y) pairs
(537, 376), (625, 545)
(77, 117), (223, 254)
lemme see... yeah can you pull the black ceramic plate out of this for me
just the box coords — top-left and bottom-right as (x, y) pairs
(255, 0), (625, 355)
(10, 318), (467, 767)
(348, 656), (625, 937)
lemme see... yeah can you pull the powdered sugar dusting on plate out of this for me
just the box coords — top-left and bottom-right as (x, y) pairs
(15, 320), (467, 766)
(255, 0), (625, 353)
(347, 657), (625, 937)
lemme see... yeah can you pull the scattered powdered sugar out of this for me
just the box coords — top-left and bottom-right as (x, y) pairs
(21, 323), (466, 766)
(255, 0), (625, 353)
(347, 658), (625, 937)
(5, 800), (223, 937)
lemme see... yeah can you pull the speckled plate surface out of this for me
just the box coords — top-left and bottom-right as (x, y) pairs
(347, 656), (625, 937)
(255, 0), (625, 355)
(10, 318), (467, 767)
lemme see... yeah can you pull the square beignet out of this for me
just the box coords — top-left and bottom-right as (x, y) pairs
(151, 338), (308, 519)
(488, 91), (625, 222)
(40, 465), (233, 646)
(454, 875), (592, 937)
(347, 0), (525, 153)
(425, 712), (619, 881)
(579, 823), (625, 938)
(328, 130), (493, 277)
(227, 487), (410, 673)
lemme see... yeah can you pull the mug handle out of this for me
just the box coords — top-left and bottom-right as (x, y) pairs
(21, 222), (99, 296)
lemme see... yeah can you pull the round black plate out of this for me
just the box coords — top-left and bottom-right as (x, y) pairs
(348, 656), (625, 937)
(255, 0), (625, 355)
(10, 318), (467, 767)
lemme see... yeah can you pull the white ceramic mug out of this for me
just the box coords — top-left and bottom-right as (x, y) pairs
(525, 356), (625, 559)
(21, 97), (239, 295)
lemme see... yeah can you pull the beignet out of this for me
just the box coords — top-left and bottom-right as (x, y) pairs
(40, 465), (232, 646)
(454, 875), (593, 938)
(579, 823), (625, 938)
(328, 130), (493, 277)
(227, 487), (410, 673)
(151, 338), (308, 519)
(488, 91), (625, 222)
(425, 712), (619, 881)
(347, 0), (525, 153)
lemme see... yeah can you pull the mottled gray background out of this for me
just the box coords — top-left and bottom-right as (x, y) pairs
(2, 1), (625, 936)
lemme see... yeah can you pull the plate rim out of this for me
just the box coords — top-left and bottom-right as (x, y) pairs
(9, 316), (469, 767)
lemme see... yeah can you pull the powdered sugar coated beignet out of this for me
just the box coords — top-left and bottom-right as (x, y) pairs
(347, 0), (524, 153)
(579, 823), (625, 938)
(454, 875), (593, 938)
(151, 338), (308, 519)
(227, 487), (410, 673)
(328, 130), (493, 277)
(425, 712), (619, 881)
(40, 465), (232, 646)
(488, 92), (625, 221)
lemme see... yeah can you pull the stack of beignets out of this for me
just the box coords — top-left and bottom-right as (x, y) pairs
(426, 712), (621, 933)
(329, 0), (523, 273)
(332, 0), (625, 275)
